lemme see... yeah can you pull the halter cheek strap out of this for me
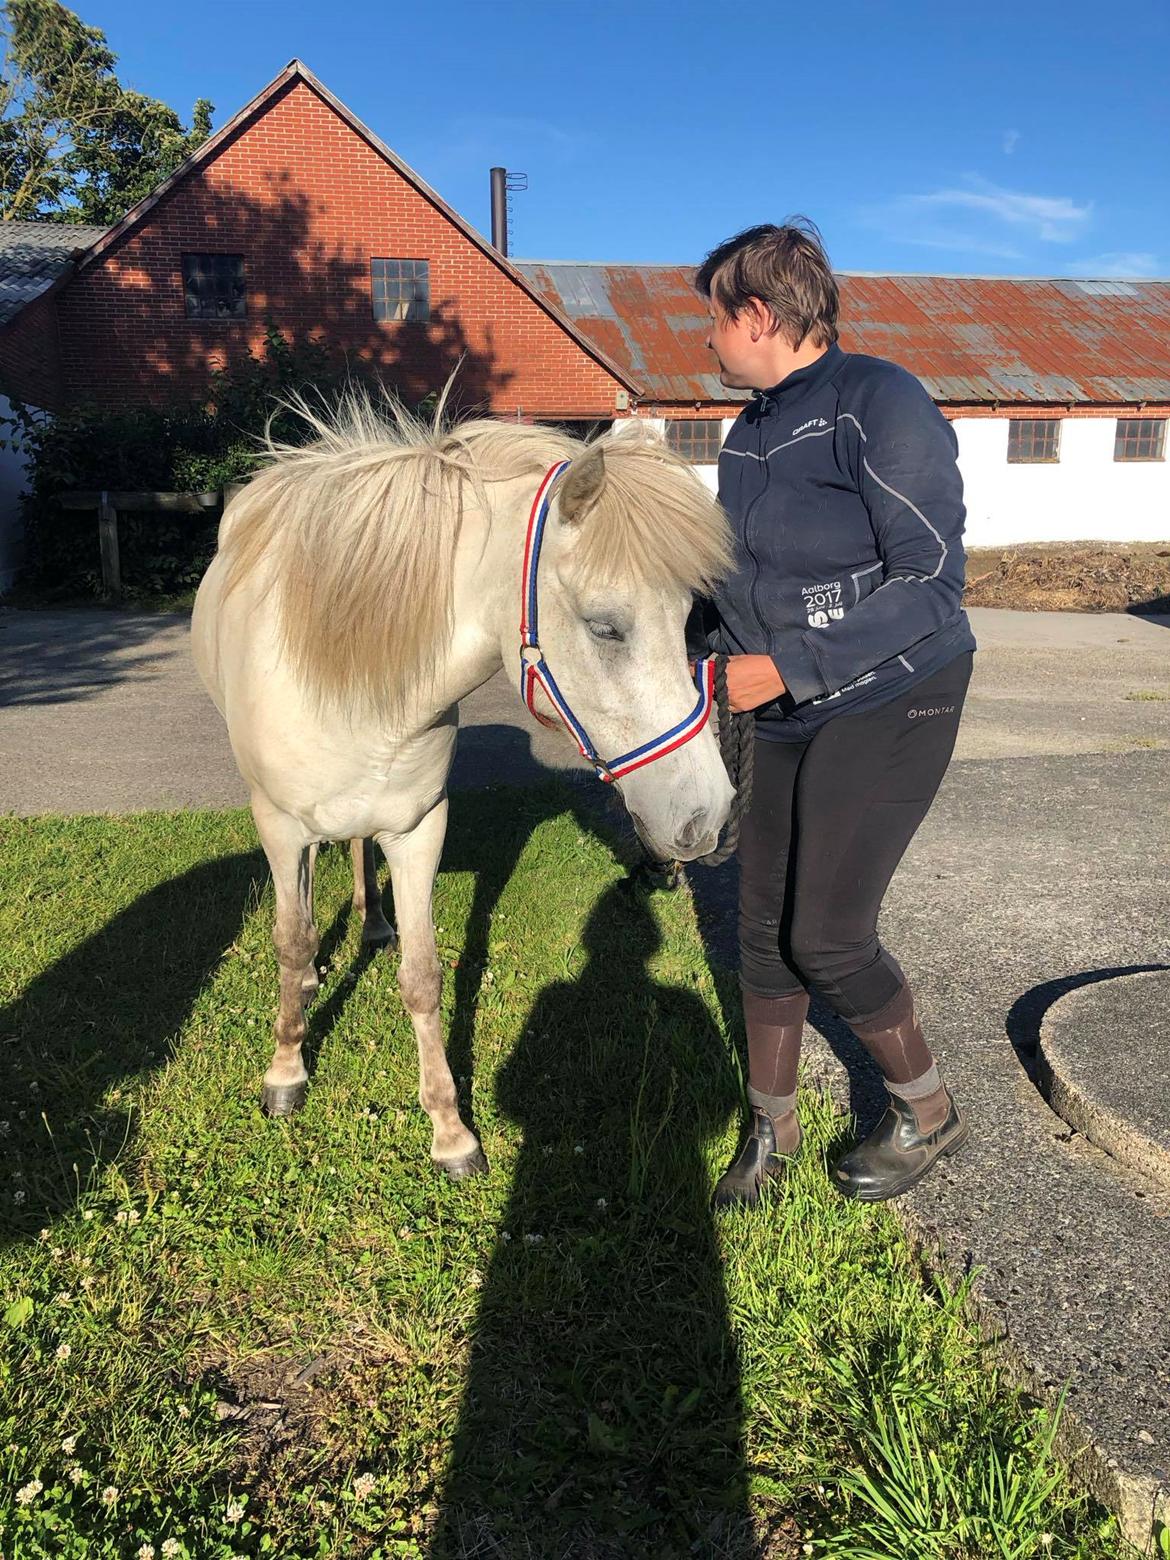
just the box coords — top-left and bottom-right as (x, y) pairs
(519, 459), (716, 784)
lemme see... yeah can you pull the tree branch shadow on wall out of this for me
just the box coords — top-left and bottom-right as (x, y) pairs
(66, 168), (515, 417)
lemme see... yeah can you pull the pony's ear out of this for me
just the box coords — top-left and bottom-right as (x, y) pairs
(557, 446), (606, 525)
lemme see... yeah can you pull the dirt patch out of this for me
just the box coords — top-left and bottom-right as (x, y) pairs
(964, 541), (1170, 613)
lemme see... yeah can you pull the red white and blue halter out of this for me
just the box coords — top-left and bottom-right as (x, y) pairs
(519, 459), (717, 784)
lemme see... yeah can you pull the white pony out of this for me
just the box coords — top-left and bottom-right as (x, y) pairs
(191, 395), (733, 1177)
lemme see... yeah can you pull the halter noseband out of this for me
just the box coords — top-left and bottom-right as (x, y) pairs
(519, 459), (716, 784)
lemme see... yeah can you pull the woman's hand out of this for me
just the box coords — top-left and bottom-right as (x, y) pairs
(725, 654), (787, 712)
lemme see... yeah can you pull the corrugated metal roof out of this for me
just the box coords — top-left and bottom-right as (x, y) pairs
(0, 221), (107, 326)
(515, 263), (1170, 406)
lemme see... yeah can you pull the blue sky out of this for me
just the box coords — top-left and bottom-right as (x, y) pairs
(84, 0), (1169, 278)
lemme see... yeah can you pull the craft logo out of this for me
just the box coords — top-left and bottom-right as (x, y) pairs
(792, 417), (829, 436)
(801, 581), (845, 628)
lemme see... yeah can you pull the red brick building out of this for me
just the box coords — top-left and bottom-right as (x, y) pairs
(0, 58), (636, 424)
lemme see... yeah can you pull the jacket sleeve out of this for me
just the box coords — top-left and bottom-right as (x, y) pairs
(769, 373), (968, 705)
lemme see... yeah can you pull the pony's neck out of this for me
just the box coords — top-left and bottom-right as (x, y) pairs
(441, 470), (537, 710)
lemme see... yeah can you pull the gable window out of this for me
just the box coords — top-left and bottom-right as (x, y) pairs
(1007, 419), (1061, 463)
(1114, 418), (1166, 461)
(665, 418), (722, 464)
(371, 258), (430, 323)
(182, 253), (245, 320)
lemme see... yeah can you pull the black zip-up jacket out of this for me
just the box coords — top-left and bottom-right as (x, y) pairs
(709, 342), (977, 739)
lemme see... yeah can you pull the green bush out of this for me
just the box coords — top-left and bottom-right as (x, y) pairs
(1, 324), (392, 602)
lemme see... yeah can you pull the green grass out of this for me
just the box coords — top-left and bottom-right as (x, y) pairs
(0, 792), (1131, 1558)
(1123, 689), (1170, 702)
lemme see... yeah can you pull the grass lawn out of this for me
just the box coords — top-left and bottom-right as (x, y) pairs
(0, 790), (1133, 1558)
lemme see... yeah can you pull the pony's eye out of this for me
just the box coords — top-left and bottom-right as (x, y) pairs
(587, 620), (624, 643)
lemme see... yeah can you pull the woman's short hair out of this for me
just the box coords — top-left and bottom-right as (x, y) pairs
(695, 218), (839, 349)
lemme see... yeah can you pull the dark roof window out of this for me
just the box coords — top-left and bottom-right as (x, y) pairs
(1007, 419), (1061, 463)
(1114, 418), (1166, 462)
(665, 418), (723, 464)
(372, 258), (429, 323)
(182, 253), (245, 320)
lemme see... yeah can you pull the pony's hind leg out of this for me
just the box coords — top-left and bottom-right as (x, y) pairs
(252, 798), (318, 1117)
(350, 837), (396, 947)
(377, 800), (485, 1178)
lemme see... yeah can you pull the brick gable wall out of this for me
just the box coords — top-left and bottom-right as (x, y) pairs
(0, 292), (66, 412)
(54, 79), (624, 417)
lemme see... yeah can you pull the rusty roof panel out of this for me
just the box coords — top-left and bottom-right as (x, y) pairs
(516, 264), (1170, 405)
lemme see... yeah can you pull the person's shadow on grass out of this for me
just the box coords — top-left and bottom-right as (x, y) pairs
(430, 878), (751, 1557)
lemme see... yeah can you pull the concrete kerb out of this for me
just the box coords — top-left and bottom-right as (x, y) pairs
(1038, 969), (1170, 1197)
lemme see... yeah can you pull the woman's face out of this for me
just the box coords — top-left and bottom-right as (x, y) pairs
(706, 299), (776, 390)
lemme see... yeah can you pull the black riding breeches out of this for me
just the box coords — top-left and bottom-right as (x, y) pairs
(737, 653), (973, 1022)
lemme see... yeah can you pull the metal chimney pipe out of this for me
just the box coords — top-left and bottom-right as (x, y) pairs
(490, 166), (508, 256)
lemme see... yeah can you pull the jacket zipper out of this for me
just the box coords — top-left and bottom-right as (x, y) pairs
(743, 399), (775, 652)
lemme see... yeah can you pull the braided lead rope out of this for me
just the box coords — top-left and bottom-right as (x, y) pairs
(692, 654), (754, 868)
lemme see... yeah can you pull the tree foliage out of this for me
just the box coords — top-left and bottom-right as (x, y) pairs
(0, 0), (212, 223)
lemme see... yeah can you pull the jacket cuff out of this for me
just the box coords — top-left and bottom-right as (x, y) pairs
(771, 634), (827, 706)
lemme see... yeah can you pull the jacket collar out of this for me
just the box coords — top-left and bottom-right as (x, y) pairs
(752, 342), (845, 417)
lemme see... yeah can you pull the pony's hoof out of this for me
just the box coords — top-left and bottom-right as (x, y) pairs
(435, 1146), (489, 1181)
(260, 1081), (308, 1117)
(362, 916), (398, 948)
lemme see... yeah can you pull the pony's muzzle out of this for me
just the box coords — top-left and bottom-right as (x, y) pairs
(629, 806), (721, 864)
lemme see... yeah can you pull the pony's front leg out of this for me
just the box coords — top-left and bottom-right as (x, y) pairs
(350, 838), (396, 947)
(252, 799), (318, 1117)
(378, 800), (486, 1178)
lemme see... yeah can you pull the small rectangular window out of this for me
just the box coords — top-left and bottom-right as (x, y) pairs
(371, 258), (430, 323)
(182, 253), (245, 320)
(1114, 418), (1166, 461)
(1007, 419), (1061, 463)
(665, 418), (722, 464)
(539, 418), (614, 441)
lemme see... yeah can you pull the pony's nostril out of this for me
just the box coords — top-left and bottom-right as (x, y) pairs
(676, 810), (706, 851)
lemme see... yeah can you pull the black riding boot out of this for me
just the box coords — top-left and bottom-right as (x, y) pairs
(832, 1088), (967, 1202)
(712, 1088), (800, 1210)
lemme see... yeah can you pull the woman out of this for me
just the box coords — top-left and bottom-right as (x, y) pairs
(693, 220), (977, 1208)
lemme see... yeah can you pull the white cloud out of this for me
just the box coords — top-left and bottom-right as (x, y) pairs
(859, 175), (1093, 263)
(1065, 251), (1163, 278)
(909, 178), (1091, 242)
(1002, 129), (1021, 155)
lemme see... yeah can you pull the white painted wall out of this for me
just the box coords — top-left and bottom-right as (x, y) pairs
(0, 395), (30, 591)
(954, 416), (1170, 545)
(623, 411), (1169, 545)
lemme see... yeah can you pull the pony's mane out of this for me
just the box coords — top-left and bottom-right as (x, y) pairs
(216, 388), (731, 714)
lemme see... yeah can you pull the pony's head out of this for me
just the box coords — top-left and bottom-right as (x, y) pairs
(525, 428), (735, 861)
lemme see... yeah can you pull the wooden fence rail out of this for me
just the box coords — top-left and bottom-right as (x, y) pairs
(55, 486), (246, 598)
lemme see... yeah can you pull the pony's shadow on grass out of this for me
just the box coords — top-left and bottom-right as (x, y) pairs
(430, 876), (752, 1559)
(443, 725), (618, 1134)
(0, 848), (268, 1245)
